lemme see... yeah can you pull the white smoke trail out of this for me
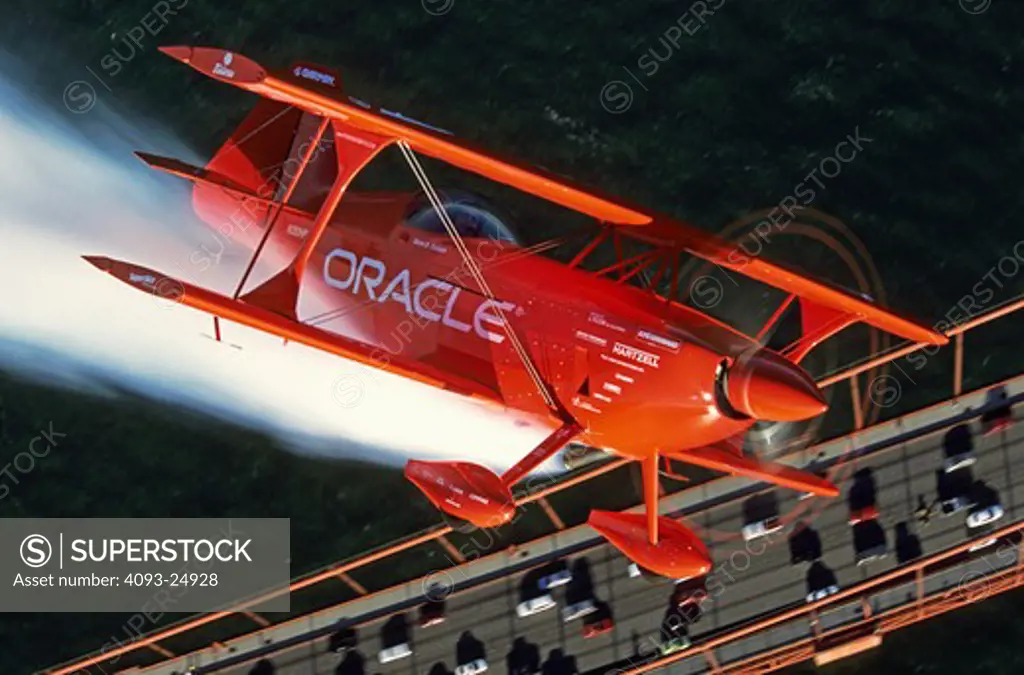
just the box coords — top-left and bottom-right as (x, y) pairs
(0, 71), (559, 473)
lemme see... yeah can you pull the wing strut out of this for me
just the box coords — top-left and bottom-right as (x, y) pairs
(232, 117), (330, 301)
(239, 124), (392, 318)
(500, 421), (582, 489)
(396, 139), (562, 416)
(396, 140), (583, 497)
(644, 451), (660, 545)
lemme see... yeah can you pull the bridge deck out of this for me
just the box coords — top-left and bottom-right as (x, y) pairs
(115, 376), (1022, 675)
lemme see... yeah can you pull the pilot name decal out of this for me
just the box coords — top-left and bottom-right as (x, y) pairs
(323, 247), (515, 344)
(411, 237), (449, 254)
(612, 342), (661, 368)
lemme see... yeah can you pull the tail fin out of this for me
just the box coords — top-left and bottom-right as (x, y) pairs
(194, 104), (338, 241)
(135, 58), (390, 322)
(187, 62), (344, 247)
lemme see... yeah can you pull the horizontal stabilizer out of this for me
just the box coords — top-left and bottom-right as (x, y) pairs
(135, 151), (252, 194)
(135, 151), (317, 220)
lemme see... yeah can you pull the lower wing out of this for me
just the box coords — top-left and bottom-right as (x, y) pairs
(666, 444), (838, 497)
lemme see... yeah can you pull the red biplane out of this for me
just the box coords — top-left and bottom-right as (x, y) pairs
(85, 47), (948, 580)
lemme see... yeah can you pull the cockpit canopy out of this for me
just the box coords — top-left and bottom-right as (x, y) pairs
(404, 190), (521, 245)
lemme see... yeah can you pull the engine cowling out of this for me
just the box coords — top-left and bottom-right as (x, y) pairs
(716, 349), (827, 423)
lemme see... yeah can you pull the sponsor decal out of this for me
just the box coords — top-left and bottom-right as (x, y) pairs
(212, 52), (235, 79)
(637, 329), (681, 352)
(612, 342), (661, 368)
(588, 312), (626, 333)
(574, 330), (607, 347)
(614, 373), (635, 383)
(128, 273), (156, 286)
(292, 65), (337, 87)
(323, 247), (515, 344)
(593, 392), (613, 403)
(602, 382), (622, 395)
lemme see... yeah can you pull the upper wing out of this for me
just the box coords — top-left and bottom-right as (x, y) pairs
(157, 45), (947, 348)
(626, 218), (948, 347)
(157, 46), (651, 227)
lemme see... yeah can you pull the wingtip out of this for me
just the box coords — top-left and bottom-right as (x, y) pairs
(806, 473), (840, 498)
(157, 46), (267, 86)
(82, 255), (112, 272)
(158, 45), (193, 63)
